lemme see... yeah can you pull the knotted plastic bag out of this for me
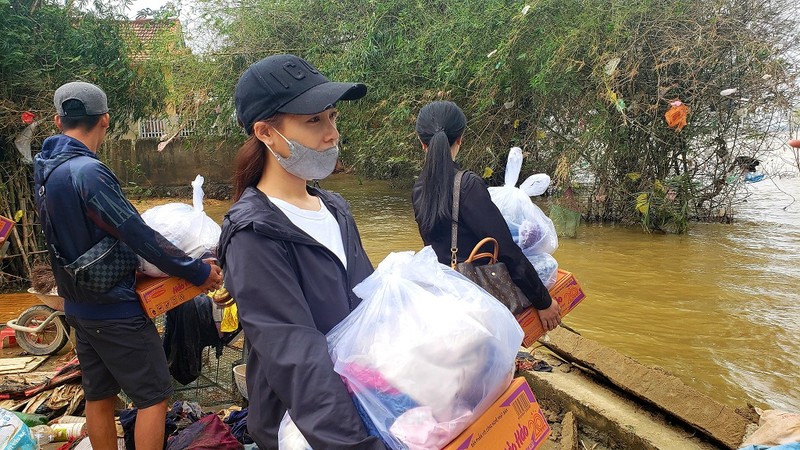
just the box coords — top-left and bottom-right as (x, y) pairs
(139, 175), (221, 277)
(279, 247), (523, 450)
(488, 147), (559, 287)
(489, 147), (558, 256)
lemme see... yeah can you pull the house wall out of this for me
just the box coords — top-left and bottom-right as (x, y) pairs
(101, 137), (240, 186)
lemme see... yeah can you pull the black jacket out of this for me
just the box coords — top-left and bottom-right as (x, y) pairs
(412, 169), (553, 310)
(218, 186), (383, 450)
(33, 134), (210, 319)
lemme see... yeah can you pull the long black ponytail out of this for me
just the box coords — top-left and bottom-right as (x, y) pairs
(415, 101), (467, 234)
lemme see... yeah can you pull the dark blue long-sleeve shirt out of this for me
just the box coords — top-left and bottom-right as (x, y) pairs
(33, 134), (210, 319)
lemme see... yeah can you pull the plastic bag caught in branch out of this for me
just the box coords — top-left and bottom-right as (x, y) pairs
(14, 119), (43, 164)
(139, 175), (221, 277)
(665, 101), (689, 131)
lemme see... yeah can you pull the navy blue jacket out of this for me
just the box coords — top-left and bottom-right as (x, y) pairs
(412, 169), (553, 310)
(33, 134), (210, 320)
(218, 186), (383, 450)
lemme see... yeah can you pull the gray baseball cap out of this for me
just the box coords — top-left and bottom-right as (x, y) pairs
(54, 81), (109, 117)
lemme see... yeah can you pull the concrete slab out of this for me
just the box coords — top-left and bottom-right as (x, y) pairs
(524, 363), (722, 450)
(561, 411), (579, 450)
(539, 327), (749, 449)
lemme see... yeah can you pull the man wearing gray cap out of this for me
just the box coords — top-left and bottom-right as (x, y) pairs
(33, 81), (223, 450)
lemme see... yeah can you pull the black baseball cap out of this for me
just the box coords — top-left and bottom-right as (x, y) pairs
(235, 54), (367, 134)
(54, 81), (109, 117)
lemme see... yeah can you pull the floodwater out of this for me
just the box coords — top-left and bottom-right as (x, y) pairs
(2, 172), (798, 412)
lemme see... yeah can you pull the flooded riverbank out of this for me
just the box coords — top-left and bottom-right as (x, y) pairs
(2, 171), (797, 413)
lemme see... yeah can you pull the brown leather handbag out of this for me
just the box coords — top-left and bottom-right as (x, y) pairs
(451, 171), (533, 315)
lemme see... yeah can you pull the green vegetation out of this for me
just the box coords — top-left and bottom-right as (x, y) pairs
(188, 0), (798, 232)
(0, 0), (170, 286)
(1, 0), (799, 286)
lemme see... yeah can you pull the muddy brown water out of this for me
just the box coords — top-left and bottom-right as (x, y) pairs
(2, 172), (797, 412)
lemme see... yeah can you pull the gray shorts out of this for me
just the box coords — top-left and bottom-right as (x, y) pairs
(66, 314), (173, 408)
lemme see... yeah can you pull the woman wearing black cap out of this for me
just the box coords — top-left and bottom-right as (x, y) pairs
(217, 55), (385, 449)
(411, 101), (562, 330)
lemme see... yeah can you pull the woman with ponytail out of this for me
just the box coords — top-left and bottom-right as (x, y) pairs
(412, 101), (561, 328)
(217, 54), (385, 450)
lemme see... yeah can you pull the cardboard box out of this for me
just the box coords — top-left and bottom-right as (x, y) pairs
(516, 269), (586, 347)
(136, 275), (202, 318)
(0, 214), (15, 244)
(443, 377), (551, 450)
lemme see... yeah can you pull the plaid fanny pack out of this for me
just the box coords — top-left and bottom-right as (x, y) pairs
(62, 236), (138, 293)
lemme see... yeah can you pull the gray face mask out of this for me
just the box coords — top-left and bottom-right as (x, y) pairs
(267, 129), (339, 180)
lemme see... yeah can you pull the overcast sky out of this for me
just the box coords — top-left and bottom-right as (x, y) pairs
(124, 0), (175, 18)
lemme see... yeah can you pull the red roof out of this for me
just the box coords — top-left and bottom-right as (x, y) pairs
(126, 19), (184, 58)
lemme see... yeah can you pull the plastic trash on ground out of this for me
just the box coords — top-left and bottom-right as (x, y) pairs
(0, 408), (37, 450)
(139, 175), (221, 277)
(741, 408), (800, 447)
(279, 247), (523, 450)
(28, 425), (54, 446)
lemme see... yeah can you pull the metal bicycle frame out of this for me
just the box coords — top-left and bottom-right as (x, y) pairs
(5, 308), (65, 334)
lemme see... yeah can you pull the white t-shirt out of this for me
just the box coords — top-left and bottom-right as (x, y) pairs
(269, 196), (347, 269)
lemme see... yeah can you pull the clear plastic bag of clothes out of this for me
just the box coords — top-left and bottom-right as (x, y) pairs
(526, 252), (558, 289)
(139, 175), (221, 277)
(489, 147), (558, 256)
(325, 247), (522, 450)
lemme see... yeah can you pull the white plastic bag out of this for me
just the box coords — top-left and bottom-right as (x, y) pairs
(278, 413), (312, 450)
(323, 247), (523, 450)
(0, 409), (37, 450)
(489, 147), (558, 256)
(139, 175), (221, 277)
(742, 408), (800, 446)
(520, 173), (551, 197)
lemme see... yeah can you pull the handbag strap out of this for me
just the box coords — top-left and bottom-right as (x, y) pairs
(450, 170), (466, 268)
(451, 171), (501, 268)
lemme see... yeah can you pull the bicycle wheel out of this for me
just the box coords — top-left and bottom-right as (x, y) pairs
(14, 305), (70, 356)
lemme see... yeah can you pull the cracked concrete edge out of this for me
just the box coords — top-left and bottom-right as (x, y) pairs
(522, 366), (724, 450)
(539, 327), (750, 449)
